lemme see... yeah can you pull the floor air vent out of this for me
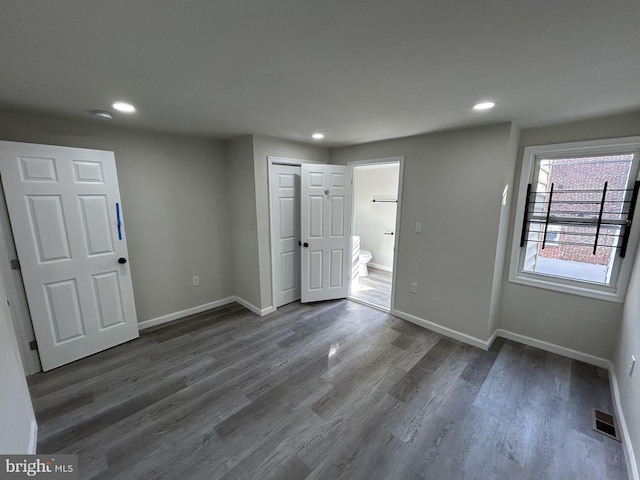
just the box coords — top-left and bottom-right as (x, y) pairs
(592, 409), (620, 441)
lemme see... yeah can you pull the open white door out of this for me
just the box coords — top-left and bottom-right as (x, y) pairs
(0, 141), (139, 371)
(301, 164), (352, 302)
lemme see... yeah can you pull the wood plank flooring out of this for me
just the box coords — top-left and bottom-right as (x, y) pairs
(351, 267), (392, 310)
(28, 300), (628, 479)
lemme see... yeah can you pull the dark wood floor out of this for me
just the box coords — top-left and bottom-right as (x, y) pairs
(351, 267), (392, 310)
(28, 300), (628, 480)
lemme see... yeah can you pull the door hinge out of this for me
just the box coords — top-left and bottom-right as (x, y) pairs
(29, 340), (38, 351)
(10, 258), (20, 270)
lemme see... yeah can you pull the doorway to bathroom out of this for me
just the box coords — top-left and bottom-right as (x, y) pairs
(267, 156), (403, 314)
(349, 158), (403, 311)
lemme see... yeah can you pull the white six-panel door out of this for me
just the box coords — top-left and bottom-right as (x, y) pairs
(270, 164), (301, 307)
(0, 141), (139, 371)
(301, 164), (352, 302)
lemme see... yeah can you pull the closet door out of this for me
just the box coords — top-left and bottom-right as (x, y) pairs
(270, 164), (301, 307)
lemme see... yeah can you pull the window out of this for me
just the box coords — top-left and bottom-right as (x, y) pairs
(509, 137), (640, 301)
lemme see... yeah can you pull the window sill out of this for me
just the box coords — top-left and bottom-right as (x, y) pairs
(508, 272), (624, 303)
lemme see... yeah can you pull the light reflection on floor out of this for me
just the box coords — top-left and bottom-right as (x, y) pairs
(351, 268), (392, 310)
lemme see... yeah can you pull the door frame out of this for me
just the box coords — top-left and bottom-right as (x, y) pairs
(267, 156), (322, 313)
(0, 182), (41, 374)
(348, 156), (405, 312)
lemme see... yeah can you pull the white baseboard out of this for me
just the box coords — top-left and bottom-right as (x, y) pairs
(389, 311), (611, 369)
(368, 262), (392, 272)
(235, 296), (275, 317)
(138, 296), (236, 330)
(28, 418), (38, 454)
(138, 295), (276, 331)
(609, 363), (639, 480)
(493, 329), (610, 369)
(391, 309), (490, 350)
(486, 328), (500, 348)
(388, 311), (636, 477)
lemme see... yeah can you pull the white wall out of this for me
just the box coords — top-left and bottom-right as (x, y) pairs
(332, 123), (517, 342)
(0, 110), (234, 334)
(227, 136), (261, 310)
(252, 135), (330, 310)
(614, 241), (640, 478)
(0, 263), (36, 453)
(488, 124), (520, 335)
(499, 110), (640, 359)
(353, 164), (399, 270)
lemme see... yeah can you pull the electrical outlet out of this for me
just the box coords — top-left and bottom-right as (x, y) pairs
(192, 276), (199, 286)
(415, 223), (422, 234)
(410, 282), (418, 294)
(630, 355), (636, 377)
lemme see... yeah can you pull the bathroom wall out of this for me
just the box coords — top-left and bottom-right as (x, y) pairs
(353, 164), (400, 270)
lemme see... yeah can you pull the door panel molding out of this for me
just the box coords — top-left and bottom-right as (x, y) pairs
(301, 164), (352, 303)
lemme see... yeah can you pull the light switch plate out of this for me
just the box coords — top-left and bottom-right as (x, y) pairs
(415, 223), (422, 234)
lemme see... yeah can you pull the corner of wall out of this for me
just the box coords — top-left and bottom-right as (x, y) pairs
(488, 122), (520, 335)
(609, 360), (639, 480)
(392, 308), (493, 350)
(251, 136), (273, 311)
(0, 272), (37, 454)
(611, 240), (640, 480)
(228, 135), (261, 309)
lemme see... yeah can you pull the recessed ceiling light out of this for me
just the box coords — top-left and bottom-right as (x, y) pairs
(92, 110), (112, 119)
(312, 133), (325, 140)
(112, 102), (136, 113)
(473, 101), (497, 111)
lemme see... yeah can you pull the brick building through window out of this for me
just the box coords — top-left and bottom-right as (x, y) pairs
(510, 137), (640, 301)
(534, 155), (633, 279)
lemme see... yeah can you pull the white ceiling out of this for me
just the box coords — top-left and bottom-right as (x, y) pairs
(1, 0), (639, 146)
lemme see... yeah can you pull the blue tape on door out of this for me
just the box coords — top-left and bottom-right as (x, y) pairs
(116, 203), (122, 240)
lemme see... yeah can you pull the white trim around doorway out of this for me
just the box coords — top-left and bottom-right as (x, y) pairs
(348, 156), (405, 312)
